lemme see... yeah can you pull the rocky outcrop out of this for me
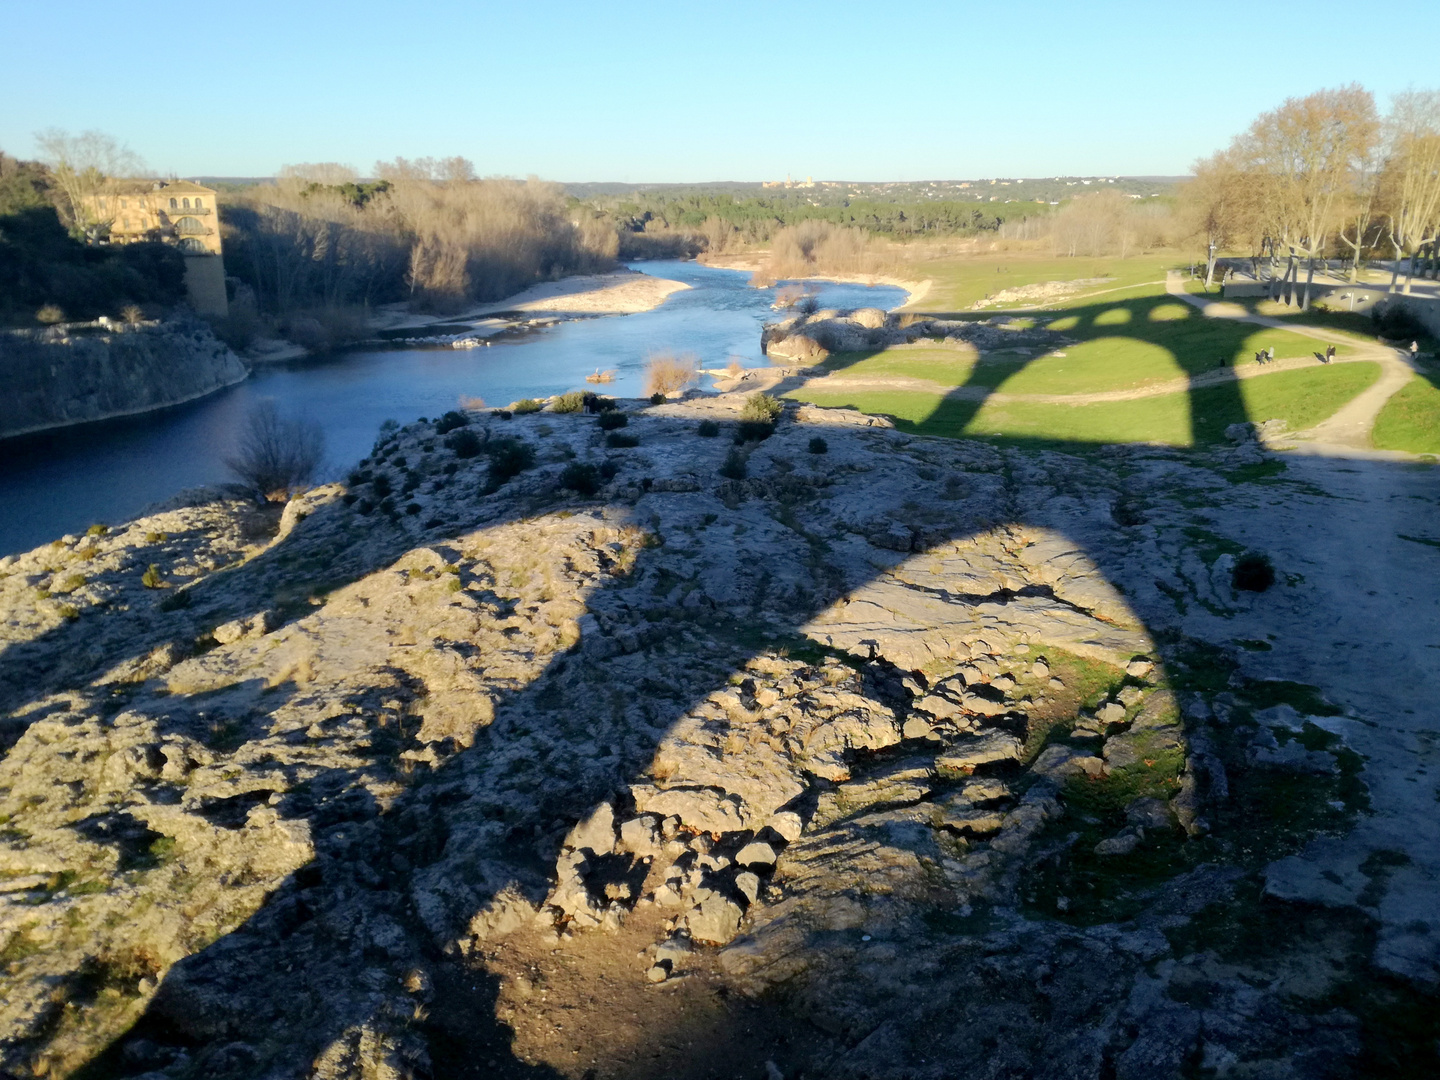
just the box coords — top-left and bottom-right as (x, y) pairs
(762, 307), (1066, 363)
(0, 396), (1416, 1078)
(0, 316), (248, 439)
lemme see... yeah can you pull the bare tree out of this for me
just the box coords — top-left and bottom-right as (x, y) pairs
(1378, 90), (1440, 294)
(33, 128), (146, 232)
(226, 400), (325, 500)
(1232, 86), (1378, 309)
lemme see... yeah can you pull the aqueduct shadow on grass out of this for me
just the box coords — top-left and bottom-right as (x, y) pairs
(785, 292), (1382, 449)
(0, 290), (1431, 1078)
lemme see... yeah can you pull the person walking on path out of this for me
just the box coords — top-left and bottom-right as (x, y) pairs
(1410, 341), (1419, 360)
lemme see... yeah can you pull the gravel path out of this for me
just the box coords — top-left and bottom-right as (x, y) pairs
(1165, 271), (1416, 451)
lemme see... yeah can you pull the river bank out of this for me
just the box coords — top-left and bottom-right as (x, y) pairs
(698, 252), (931, 309)
(0, 317), (248, 442)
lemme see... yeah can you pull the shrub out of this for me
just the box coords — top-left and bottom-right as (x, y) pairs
(598, 411), (629, 431)
(512, 399), (543, 414)
(141, 564), (164, 589)
(492, 409), (513, 420)
(559, 462), (602, 495)
(735, 420), (774, 443)
(392, 455), (407, 467)
(458, 395), (486, 411)
(446, 429), (484, 458)
(742, 393), (783, 423)
(726, 358), (744, 378)
(485, 438), (535, 485)
(85, 524), (108, 537)
(435, 410), (470, 434)
(120, 304), (145, 326)
(583, 393), (616, 414)
(57, 603), (80, 620)
(1232, 552), (1275, 592)
(59, 574), (85, 593)
(650, 392), (667, 405)
(645, 353), (698, 397)
(606, 432), (639, 448)
(405, 502), (421, 515)
(552, 391), (586, 414)
(145, 531), (167, 544)
(808, 436), (829, 454)
(697, 419), (720, 437)
(719, 448), (747, 479)
(599, 459), (620, 480)
(158, 589), (191, 611)
(226, 401), (325, 500)
(371, 473), (393, 496)
(37, 304), (64, 325)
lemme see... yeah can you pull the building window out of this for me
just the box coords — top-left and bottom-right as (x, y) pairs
(178, 237), (207, 253)
(169, 197), (177, 209)
(120, 199), (128, 209)
(193, 197), (203, 209)
(122, 218), (131, 229)
(175, 216), (205, 234)
(182, 198), (190, 209)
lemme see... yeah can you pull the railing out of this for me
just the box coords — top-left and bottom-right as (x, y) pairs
(162, 206), (211, 215)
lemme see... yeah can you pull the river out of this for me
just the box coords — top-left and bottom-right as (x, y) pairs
(0, 261), (905, 556)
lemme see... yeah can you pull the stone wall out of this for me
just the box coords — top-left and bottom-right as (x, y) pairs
(0, 316), (248, 440)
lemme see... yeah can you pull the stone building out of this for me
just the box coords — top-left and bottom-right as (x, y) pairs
(80, 180), (228, 315)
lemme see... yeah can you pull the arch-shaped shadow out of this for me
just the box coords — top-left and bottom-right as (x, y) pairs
(0, 287), (1431, 1078)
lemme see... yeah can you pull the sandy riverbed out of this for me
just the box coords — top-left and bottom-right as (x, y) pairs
(370, 270), (691, 334)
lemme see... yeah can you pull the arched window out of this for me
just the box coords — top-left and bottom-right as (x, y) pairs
(169, 197), (177, 209)
(182, 197), (190, 209)
(178, 237), (208, 254)
(175, 216), (205, 234)
(193, 197), (203, 209)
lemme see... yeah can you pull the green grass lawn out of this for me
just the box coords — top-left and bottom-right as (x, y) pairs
(826, 292), (1352, 396)
(912, 253), (1179, 312)
(1372, 374), (1440, 453)
(789, 363), (1381, 447)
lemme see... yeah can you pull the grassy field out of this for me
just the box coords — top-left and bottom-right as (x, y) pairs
(1372, 374), (1440, 454)
(826, 293), (1353, 396)
(911, 252), (1179, 312)
(790, 363), (1382, 447)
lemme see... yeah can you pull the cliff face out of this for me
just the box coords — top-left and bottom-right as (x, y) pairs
(0, 317), (247, 439)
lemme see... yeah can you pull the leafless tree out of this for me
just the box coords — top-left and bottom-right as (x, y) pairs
(226, 400), (325, 500)
(33, 128), (146, 231)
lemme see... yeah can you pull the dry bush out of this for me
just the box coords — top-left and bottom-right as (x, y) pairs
(766, 222), (880, 278)
(226, 400), (325, 499)
(725, 357), (744, 378)
(645, 353), (699, 397)
(36, 305), (64, 324)
(119, 304), (144, 325)
(458, 395), (486, 411)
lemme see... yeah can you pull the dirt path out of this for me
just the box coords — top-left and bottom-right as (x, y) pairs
(1166, 271), (1416, 450)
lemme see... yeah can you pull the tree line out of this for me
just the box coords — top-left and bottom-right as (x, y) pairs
(1181, 85), (1440, 304)
(221, 159), (619, 323)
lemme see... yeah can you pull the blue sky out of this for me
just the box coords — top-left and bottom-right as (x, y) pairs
(4, 0), (1436, 182)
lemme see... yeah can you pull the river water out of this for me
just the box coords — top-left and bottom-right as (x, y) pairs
(0, 261), (905, 556)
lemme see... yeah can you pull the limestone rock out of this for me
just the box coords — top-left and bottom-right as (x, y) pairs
(936, 732), (1023, 771)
